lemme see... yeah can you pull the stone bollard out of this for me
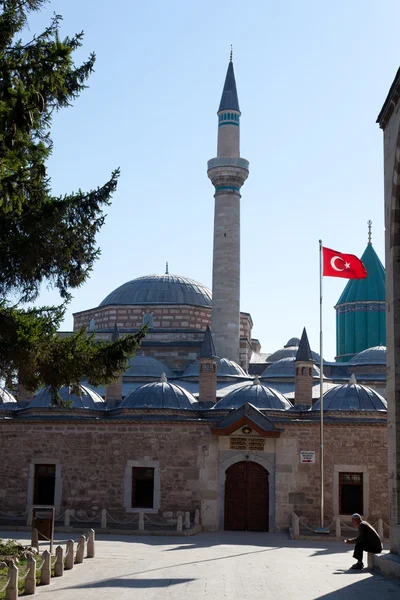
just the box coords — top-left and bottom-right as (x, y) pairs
(40, 550), (51, 585)
(5, 561), (18, 600)
(335, 516), (341, 538)
(65, 540), (74, 570)
(195, 509), (200, 526)
(291, 512), (299, 537)
(26, 507), (33, 528)
(177, 515), (183, 532)
(54, 545), (64, 577)
(64, 509), (70, 527)
(378, 518), (384, 541)
(31, 527), (39, 552)
(184, 511), (190, 529)
(101, 509), (107, 529)
(367, 552), (374, 569)
(75, 536), (86, 564)
(139, 512), (145, 531)
(25, 555), (36, 595)
(87, 529), (95, 559)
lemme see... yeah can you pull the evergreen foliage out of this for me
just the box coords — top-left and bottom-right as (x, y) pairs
(0, 1), (146, 402)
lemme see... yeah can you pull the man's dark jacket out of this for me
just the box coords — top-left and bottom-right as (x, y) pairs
(351, 521), (382, 553)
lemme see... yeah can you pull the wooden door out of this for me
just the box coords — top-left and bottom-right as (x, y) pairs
(224, 461), (269, 531)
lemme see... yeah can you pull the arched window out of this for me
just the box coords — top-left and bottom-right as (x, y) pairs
(223, 113), (227, 120)
(302, 367), (306, 375)
(143, 314), (153, 328)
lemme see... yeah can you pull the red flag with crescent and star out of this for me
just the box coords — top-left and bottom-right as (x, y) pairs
(322, 247), (367, 279)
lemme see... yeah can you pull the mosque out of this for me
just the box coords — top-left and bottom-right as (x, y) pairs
(0, 55), (389, 533)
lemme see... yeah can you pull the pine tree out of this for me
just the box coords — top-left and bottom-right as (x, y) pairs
(0, 1), (146, 402)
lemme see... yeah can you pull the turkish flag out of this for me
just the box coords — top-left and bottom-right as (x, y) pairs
(322, 247), (367, 279)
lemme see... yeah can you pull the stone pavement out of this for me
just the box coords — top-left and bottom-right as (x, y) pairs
(1, 530), (400, 599)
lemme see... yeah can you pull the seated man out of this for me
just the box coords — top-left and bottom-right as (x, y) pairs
(344, 513), (382, 570)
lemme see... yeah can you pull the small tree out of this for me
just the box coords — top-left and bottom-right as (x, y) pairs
(0, 1), (145, 402)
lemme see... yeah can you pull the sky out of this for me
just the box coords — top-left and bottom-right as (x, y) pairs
(27, 0), (398, 360)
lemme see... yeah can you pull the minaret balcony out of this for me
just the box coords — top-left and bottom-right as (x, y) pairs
(207, 157), (249, 171)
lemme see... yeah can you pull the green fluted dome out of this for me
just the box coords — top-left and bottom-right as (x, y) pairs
(335, 244), (385, 362)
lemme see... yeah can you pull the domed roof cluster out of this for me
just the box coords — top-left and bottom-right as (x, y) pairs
(181, 357), (248, 379)
(266, 337), (321, 364)
(0, 388), (17, 409)
(261, 357), (322, 379)
(125, 355), (173, 378)
(99, 274), (212, 308)
(120, 375), (196, 409)
(214, 378), (292, 410)
(350, 346), (386, 365)
(31, 385), (105, 409)
(312, 376), (387, 411)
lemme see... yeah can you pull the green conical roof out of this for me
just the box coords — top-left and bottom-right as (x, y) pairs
(336, 244), (385, 305)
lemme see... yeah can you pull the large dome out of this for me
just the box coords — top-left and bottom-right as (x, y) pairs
(99, 274), (212, 308)
(312, 377), (387, 411)
(350, 346), (386, 365)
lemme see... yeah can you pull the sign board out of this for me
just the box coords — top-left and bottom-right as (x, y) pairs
(300, 451), (315, 464)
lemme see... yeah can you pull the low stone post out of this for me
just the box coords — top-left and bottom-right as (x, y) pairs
(5, 561), (17, 600)
(54, 545), (64, 577)
(101, 509), (107, 529)
(139, 512), (145, 531)
(184, 511), (190, 529)
(378, 518), (384, 541)
(291, 513), (299, 537)
(65, 540), (74, 570)
(87, 529), (95, 558)
(26, 507), (33, 528)
(75, 536), (85, 564)
(40, 550), (51, 585)
(335, 517), (341, 538)
(25, 555), (36, 595)
(195, 509), (200, 526)
(64, 509), (70, 527)
(367, 552), (374, 569)
(177, 515), (183, 532)
(31, 527), (39, 552)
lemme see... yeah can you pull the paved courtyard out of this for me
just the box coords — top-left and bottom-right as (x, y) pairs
(1, 530), (400, 599)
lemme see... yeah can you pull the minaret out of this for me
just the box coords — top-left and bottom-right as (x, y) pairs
(294, 328), (314, 408)
(198, 325), (217, 404)
(207, 51), (249, 362)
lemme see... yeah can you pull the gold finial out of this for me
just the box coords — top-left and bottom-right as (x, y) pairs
(165, 261), (169, 275)
(367, 220), (372, 245)
(230, 45), (233, 62)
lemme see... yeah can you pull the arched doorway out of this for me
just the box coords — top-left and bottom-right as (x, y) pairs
(224, 461), (269, 531)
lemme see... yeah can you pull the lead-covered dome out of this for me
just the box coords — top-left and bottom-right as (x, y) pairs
(181, 357), (248, 378)
(120, 378), (196, 409)
(350, 346), (386, 366)
(99, 274), (212, 308)
(125, 355), (173, 378)
(261, 357), (322, 379)
(213, 379), (292, 410)
(266, 338), (321, 364)
(30, 385), (105, 409)
(312, 376), (387, 411)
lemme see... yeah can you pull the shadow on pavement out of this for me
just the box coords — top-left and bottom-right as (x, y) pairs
(315, 574), (400, 598)
(56, 577), (195, 590)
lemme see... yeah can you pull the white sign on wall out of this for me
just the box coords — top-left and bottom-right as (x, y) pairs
(300, 451), (315, 464)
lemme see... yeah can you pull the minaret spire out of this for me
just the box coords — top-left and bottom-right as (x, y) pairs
(368, 220), (372, 245)
(230, 45), (233, 62)
(207, 56), (249, 363)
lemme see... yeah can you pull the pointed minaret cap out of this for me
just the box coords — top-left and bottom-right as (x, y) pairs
(200, 325), (217, 358)
(295, 328), (314, 362)
(111, 323), (120, 342)
(160, 372), (168, 383)
(218, 54), (240, 113)
(349, 374), (357, 385)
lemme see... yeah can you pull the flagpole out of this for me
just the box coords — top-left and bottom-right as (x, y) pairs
(319, 239), (324, 530)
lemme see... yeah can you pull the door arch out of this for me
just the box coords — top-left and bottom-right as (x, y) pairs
(224, 461), (269, 531)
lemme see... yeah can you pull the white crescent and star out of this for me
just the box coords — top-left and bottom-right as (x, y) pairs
(330, 256), (351, 271)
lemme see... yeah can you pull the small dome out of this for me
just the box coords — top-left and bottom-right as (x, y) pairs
(266, 345), (321, 364)
(261, 357), (322, 379)
(350, 346), (386, 366)
(312, 377), (387, 411)
(285, 337), (300, 348)
(99, 274), (212, 308)
(30, 385), (105, 409)
(120, 377), (196, 409)
(213, 380), (292, 410)
(125, 355), (173, 378)
(0, 388), (17, 409)
(181, 357), (248, 378)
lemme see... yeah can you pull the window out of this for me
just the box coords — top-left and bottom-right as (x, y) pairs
(132, 467), (155, 508)
(339, 472), (363, 515)
(33, 464), (56, 505)
(142, 313), (153, 328)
